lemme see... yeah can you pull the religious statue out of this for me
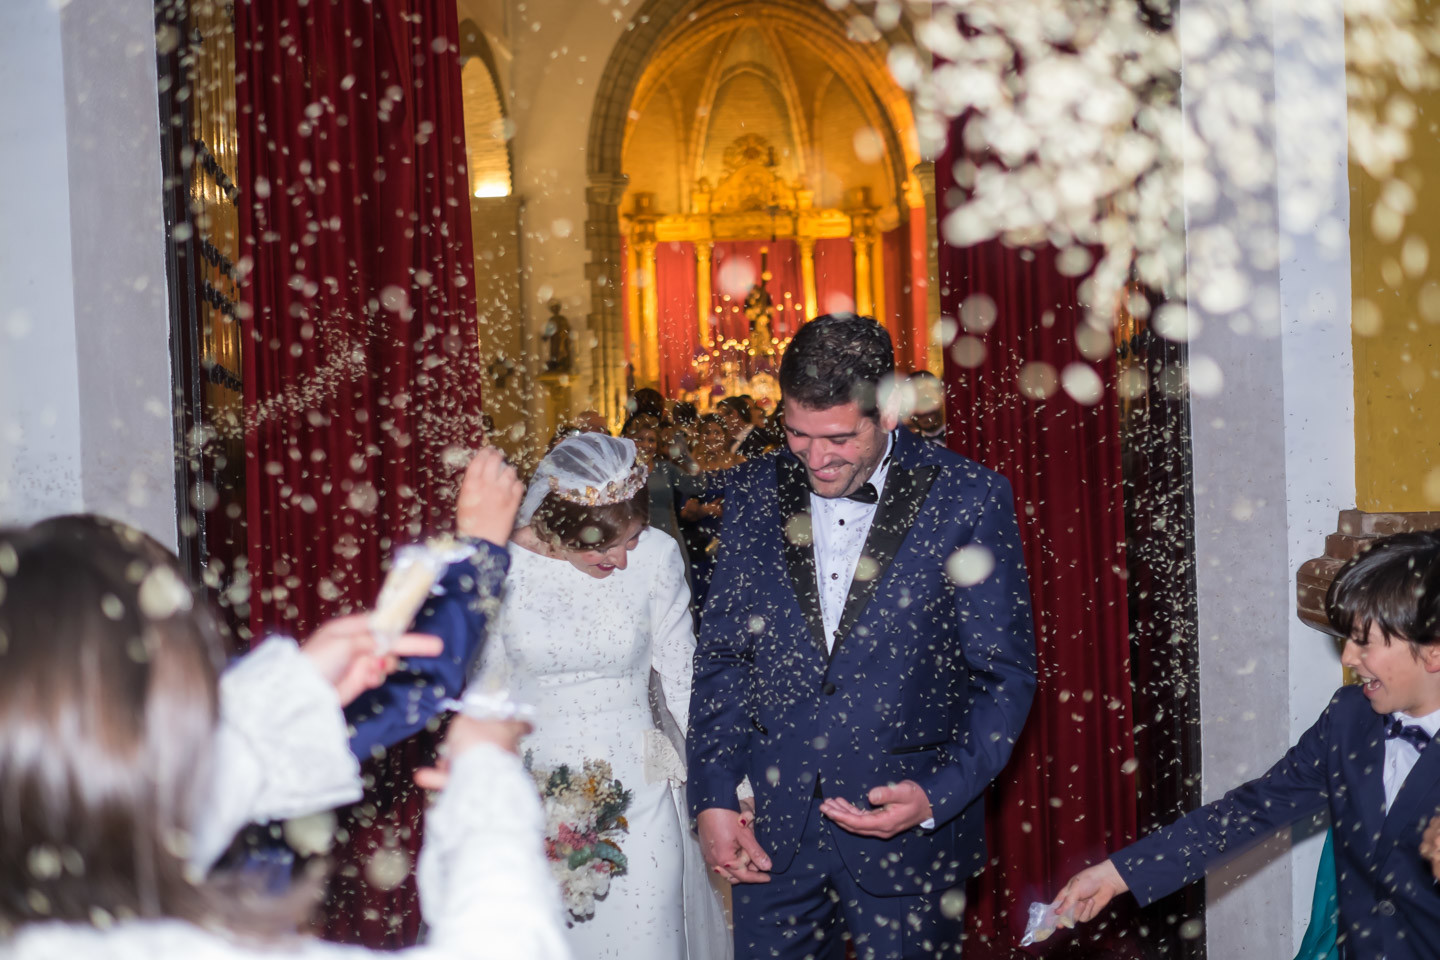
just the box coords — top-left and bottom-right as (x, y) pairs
(743, 248), (777, 370)
(542, 300), (572, 373)
(743, 284), (775, 358)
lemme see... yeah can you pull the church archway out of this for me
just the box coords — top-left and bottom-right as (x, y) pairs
(586, 0), (930, 422)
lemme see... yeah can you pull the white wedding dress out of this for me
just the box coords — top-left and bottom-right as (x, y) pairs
(477, 529), (728, 960)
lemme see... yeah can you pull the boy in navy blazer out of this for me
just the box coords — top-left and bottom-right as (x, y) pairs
(1056, 530), (1440, 960)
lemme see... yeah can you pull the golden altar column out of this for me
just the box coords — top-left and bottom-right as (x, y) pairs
(798, 236), (818, 320)
(695, 239), (714, 347)
(852, 219), (875, 317)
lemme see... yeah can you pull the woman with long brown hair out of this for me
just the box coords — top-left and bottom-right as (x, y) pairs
(0, 456), (570, 958)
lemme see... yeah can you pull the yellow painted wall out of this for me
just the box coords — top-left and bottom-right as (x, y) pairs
(1349, 35), (1440, 512)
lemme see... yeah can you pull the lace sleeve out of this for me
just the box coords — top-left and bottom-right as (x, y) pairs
(415, 745), (572, 960)
(191, 639), (362, 871)
(648, 533), (696, 736)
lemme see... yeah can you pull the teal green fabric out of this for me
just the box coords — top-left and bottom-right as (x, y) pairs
(1294, 829), (1339, 960)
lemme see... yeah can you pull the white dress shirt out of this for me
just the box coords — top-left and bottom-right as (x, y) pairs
(808, 433), (933, 829)
(810, 433), (894, 652)
(1383, 706), (1440, 812)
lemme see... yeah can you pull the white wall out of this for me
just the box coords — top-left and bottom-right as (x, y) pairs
(0, 0), (176, 548)
(505, 0), (636, 411)
(0, 0), (85, 524)
(1182, 0), (1353, 953)
(1274, 0), (1354, 943)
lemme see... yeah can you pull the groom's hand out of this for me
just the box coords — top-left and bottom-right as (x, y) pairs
(820, 780), (933, 838)
(697, 808), (771, 884)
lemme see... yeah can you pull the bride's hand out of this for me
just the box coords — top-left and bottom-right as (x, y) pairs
(414, 714), (533, 790)
(456, 447), (525, 545)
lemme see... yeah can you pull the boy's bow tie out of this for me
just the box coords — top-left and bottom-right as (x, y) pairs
(1385, 717), (1433, 752)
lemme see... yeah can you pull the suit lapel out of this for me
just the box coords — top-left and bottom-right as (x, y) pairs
(1347, 714), (1389, 867)
(830, 438), (938, 660)
(776, 454), (828, 654)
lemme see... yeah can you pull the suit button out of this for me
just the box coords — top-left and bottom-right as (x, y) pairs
(822, 682), (837, 696)
(1377, 899), (1396, 917)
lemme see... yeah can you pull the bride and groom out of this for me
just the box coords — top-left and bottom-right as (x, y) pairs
(427, 314), (1035, 960)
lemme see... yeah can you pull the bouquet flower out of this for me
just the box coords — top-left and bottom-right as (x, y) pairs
(527, 754), (633, 921)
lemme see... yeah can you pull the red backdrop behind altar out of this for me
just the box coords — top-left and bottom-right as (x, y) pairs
(814, 237), (855, 317)
(710, 240), (806, 343)
(938, 151), (1144, 955)
(656, 240), (699, 398)
(235, 0), (480, 947)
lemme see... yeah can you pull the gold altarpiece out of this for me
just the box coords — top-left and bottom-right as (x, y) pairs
(623, 135), (889, 391)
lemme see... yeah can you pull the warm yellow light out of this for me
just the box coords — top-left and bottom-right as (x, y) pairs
(473, 182), (510, 198)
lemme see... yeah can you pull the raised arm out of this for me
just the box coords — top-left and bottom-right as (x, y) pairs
(346, 542), (510, 758)
(347, 448), (522, 758)
(195, 638), (364, 871)
(195, 620), (445, 872)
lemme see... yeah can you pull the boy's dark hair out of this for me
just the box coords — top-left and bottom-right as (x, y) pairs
(1325, 530), (1440, 646)
(779, 314), (894, 416)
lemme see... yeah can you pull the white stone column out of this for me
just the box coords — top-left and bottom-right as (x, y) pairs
(1181, 0), (1353, 954)
(0, 0), (176, 547)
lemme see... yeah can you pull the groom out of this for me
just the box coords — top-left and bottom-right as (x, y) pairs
(688, 315), (1036, 958)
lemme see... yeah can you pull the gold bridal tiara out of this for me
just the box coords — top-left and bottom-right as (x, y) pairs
(547, 462), (649, 506)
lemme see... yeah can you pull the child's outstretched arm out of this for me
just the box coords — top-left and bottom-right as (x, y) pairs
(1047, 691), (1339, 938)
(1054, 858), (1130, 923)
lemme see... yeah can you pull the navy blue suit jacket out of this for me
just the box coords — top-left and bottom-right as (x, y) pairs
(1115, 685), (1440, 960)
(346, 538), (509, 758)
(687, 428), (1037, 896)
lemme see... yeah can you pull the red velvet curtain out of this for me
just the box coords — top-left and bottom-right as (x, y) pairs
(711, 239), (804, 343)
(937, 155), (1143, 955)
(813, 237), (855, 317)
(656, 240), (699, 397)
(235, 0), (480, 947)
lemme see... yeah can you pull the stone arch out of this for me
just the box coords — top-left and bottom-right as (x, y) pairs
(585, 0), (922, 420)
(458, 19), (513, 197)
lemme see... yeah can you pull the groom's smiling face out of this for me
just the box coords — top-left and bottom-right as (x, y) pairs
(784, 400), (894, 499)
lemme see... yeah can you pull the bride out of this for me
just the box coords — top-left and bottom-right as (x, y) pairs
(476, 433), (728, 960)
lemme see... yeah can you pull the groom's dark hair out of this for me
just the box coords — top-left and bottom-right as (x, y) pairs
(779, 314), (894, 417)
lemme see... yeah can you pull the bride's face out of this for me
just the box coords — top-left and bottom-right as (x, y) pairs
(567, 516), (646, 578)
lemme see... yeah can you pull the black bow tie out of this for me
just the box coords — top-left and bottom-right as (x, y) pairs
(1386, 718), (1433, 753)
(844, 482), (879, 505)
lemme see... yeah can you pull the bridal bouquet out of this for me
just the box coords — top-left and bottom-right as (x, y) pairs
(527, 754), (633, 921)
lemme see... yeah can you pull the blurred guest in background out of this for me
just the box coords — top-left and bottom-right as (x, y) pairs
(905, 370), (947, 444)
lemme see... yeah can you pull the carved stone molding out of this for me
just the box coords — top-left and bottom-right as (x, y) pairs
(1297, 509), (1440, 635)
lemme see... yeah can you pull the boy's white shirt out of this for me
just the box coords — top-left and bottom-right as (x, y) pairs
(1383, 705), (1440, 812)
